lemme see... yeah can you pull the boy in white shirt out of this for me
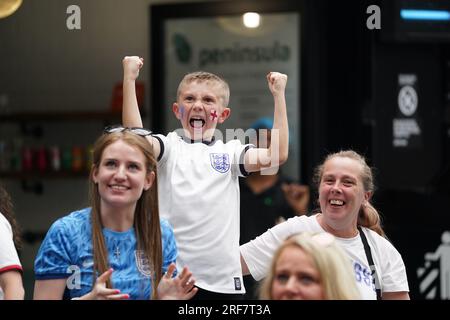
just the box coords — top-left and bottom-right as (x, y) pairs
(122, 56), (288, 299)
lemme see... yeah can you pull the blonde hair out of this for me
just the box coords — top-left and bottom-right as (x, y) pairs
(259, 232), (361, 300)
(312, 150), (386, 237)
(89, 131), (162, 298)
(177, 71), (230, 107)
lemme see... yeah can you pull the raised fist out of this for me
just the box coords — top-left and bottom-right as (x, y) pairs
(123, 56), (144, 81)
(267, 72), (288, 95)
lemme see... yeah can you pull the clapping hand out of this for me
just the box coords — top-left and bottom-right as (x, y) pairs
(157, 263), (198, 300)
(77, 268), (129, 300)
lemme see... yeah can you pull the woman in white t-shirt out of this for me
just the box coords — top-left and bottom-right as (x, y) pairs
(0, 183), (24, 299)
(240, 150), (410, 300)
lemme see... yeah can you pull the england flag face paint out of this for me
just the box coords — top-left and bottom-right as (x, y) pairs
(210, 109), (218, 122)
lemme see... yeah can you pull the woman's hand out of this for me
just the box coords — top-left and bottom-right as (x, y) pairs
(157, 263), (198, 300)
(75, 268), (129, 300)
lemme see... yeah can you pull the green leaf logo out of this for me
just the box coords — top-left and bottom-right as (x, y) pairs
(173, 34), (192, 64)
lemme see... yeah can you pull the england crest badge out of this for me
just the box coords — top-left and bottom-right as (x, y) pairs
(135, 250), (152, 277)
(210, 153), (230, 173)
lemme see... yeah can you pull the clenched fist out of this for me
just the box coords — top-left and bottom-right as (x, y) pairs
(266, 72), (288, 96)
(123, 56), (144, 81)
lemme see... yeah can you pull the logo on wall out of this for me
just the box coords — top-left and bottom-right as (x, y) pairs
(173, 34), (192, 64)
(398, 85), (418, 116)
(392, 74), (422, 148)
(417, 231), (450, 299)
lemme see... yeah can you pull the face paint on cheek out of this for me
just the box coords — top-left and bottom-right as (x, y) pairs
(210, 109), (218, 122)
(179, 105), (185, 119)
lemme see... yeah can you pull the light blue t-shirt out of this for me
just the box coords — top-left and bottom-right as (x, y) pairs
(34, 208), (177, 300)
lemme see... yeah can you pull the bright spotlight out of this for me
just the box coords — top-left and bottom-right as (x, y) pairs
(243, 12), (260, 28)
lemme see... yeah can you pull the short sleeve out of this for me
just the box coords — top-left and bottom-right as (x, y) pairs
(0, 214), (22, 273)
(153, 133), (170, 165)
(34, 219), (75, 280)
(379, 240), (410, 293)
(231, 141), (254, 178)
(160, 219), (177, 276)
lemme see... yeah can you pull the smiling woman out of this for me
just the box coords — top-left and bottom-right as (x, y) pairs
(240, 150), (410, 300)
(33, 129), (198, 300)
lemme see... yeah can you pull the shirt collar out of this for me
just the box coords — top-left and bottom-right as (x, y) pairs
(180, 134), (216, 145)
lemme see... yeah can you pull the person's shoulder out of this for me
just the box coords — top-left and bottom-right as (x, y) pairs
(227, 138), (246, 145)
(0, 212), (11, 229)
(0, 211), (12, 237)
(363, 227), (396, 249)
(49, 207), (91, 235)
(283, 214), (312, 228)
(160, 218), (174, 233)
(292, 214), (314, 223)
(221, 137), (253, 153)
(60, 207), (91, 223)
(164, 131), (182, 141)
(153, 132), (177, 145)
(160, 218), (176, 245)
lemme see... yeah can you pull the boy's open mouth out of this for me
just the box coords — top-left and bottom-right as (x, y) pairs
(190, 117), (206, 128)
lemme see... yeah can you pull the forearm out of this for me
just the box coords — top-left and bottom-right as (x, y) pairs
(4, 285), (25, 300)
(382, 291), (410, 300)
(2, 282), (25, 299)
(270, 92), (289, 164)
(0, 271), (24, 299)
(122, 79), (143, 128)
(33, 279), (66, 300)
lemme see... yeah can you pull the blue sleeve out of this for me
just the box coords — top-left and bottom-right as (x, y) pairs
(34, 219), (75, 280)
(160, 219), (177, 276)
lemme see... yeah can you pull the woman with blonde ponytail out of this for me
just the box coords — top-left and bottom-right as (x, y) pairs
(241, 150), (409, 300)
(33, 127), (197, 300)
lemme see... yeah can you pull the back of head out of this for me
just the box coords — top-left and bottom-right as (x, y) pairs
(0, 182), (21, 249)
(177, 71), (230, 107)
(88, 130), (162, 296)
(312, 150), (386, 237)
(260, 232), (361, 300)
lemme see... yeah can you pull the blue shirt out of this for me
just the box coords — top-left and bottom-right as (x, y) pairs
(34, 208), (177, 300)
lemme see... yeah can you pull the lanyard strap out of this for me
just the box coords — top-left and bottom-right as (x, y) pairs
(358, 226), (382, 300)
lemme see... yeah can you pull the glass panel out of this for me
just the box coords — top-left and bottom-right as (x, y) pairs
(163, 12), (300, 179)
